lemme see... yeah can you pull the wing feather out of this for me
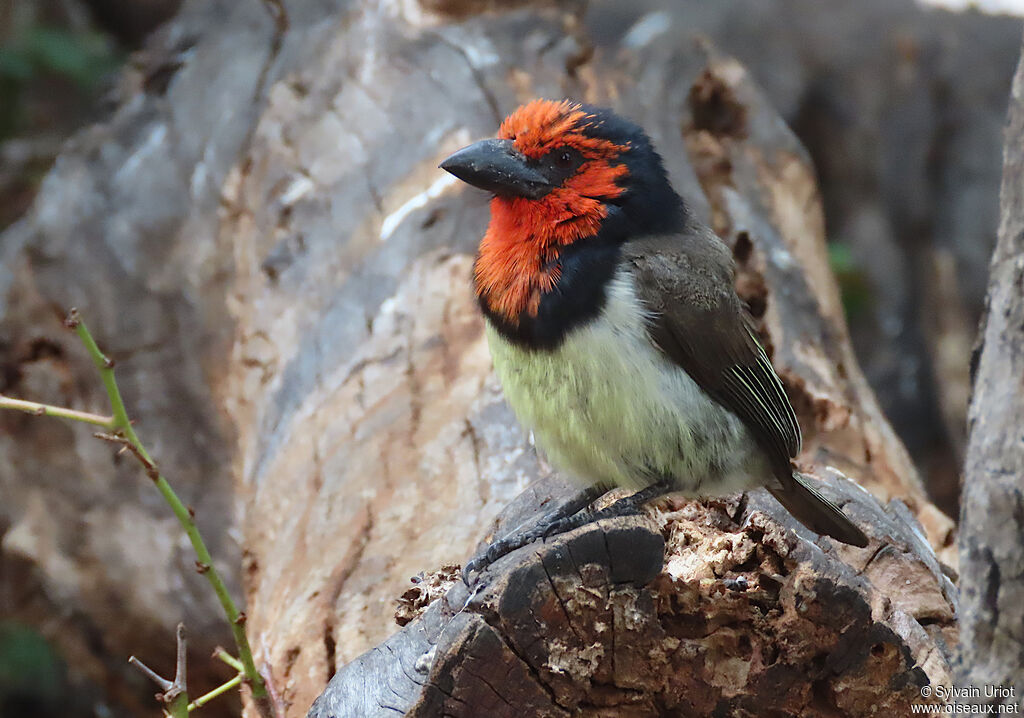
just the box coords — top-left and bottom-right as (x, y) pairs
(622, 228), (867, 547)
(623, 232), (800, 477)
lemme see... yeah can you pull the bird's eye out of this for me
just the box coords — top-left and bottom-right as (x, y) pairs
(556, 151), (573, 167)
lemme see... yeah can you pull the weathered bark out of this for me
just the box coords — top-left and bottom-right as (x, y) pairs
(311, 480), (955, 717)
(956, 36), (1024, 708)
(294, 14), (955, 718)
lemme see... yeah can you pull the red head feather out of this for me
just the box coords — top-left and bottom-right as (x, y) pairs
(474, 100), (629, 323)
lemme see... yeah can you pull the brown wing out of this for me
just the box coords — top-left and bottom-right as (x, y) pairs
(624, 228), (869, 547)
(623, 230), (800, 476)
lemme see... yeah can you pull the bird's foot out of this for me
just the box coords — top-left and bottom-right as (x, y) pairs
(462, 524), (545, 579)
(462, 480), (673, 583)
(462, 485), (604, 582)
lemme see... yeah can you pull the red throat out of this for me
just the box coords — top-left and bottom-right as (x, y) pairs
(473, 100), (629, 323)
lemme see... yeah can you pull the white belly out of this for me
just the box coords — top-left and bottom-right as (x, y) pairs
(487, 270), (769, 493)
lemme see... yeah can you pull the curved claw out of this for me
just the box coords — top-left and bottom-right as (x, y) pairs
(461, 558), (483, 585)
(462, 526), (547, 585)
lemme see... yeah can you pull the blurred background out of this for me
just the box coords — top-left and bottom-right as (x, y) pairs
(1, 0), (1021, 715)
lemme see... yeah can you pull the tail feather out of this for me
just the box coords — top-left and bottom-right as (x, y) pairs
(767, 473), (869, 547)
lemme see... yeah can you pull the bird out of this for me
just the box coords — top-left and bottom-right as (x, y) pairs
(439, 99), (869, 575)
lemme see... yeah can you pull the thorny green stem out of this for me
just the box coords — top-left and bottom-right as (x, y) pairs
(129, 623), (189, 718)
(165, 623), (190, 718)
(213, 647), (245, 673)
(0, 395), (113, 426)
(67, 310), (269, 706)
(189, 674), (244, 712)
(70, 311), (268, 703)
(0, 309), (270, 712)
(167, 692), (190, 718)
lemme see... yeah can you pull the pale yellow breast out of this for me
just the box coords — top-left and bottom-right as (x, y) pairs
(486, 270), (766, 493)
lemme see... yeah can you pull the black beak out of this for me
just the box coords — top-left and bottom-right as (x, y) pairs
(440, 138), (552, 200)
